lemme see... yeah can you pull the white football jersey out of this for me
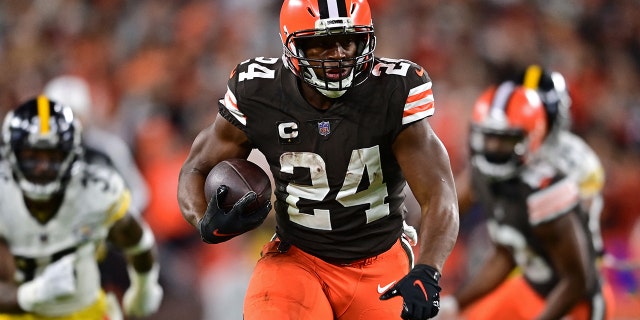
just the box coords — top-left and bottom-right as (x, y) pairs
(539, 130), (604, 198)
(548, 131), (606, 254)
(531, 130), (606, 253)
(0, 160), (130, 316)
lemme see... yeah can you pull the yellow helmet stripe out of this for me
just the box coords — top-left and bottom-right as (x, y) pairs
(37, 95), (51, 134)
(523, 65), (543, 90)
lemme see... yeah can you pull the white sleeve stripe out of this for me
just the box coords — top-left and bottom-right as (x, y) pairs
(402, 108), (434, 125)
(528, 178), (579, 225)
(222, 88), (246, 126)
(408, 82), (432, 96)
(404, 95), (434, 112)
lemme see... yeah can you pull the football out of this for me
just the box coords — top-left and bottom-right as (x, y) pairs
(204, 158), (272, 212)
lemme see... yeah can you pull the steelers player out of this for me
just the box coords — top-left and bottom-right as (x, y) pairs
(0, 96), (162, 319)
(178, 0), (459, 319)
(439, 73), (614, 320)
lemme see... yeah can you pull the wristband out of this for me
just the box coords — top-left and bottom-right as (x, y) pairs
(440, 295), (460, 313)
(128, 263), (160, 290)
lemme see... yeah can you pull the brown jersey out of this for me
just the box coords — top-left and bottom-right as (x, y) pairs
(219, 57), (434, 263)
(471, 160), (602, 298)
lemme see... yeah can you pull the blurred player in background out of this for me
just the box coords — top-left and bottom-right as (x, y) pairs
(44, 74), (154, 311)
(440, 66), (614, 319)
(0, 96), (162, 319)
(43, 75), (150, 214)
(178, 0), (459, 319)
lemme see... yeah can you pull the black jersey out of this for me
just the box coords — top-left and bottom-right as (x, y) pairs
(219, 57), (435, 263)
(472, 161), (602, 298)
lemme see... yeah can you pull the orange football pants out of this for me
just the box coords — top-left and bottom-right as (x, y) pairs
(243, 238), (412, 320)
(462, 275), (616, 320)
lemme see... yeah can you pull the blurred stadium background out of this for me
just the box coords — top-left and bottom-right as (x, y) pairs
(0, 0), (638, 319)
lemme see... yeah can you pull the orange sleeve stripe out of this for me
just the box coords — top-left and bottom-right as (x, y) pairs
(223, 88), (238, 110)
(403, 100), (434, 117)
(402, 103), (434, 125)
(403, 82), (435, 120)
(222, 87), (246, 126)
(406, 87), (432, 103)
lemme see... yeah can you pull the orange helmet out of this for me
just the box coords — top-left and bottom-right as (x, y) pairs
(280, 0), (376, 98)
(469, 82), (548, 179)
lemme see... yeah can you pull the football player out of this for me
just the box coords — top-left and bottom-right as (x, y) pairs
(519, 66), (606, 258)
(43, 75), (150, 216)
(177, 0), (460, 319)
(439, 69), (614, 320)
(43, 75), (153, 305)
(0, 96), (162, 319)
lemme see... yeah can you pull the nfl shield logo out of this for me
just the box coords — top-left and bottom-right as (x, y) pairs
(318, 121), (330, 136)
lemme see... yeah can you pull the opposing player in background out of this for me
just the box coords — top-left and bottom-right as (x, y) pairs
(440, 66), (614, 319)
(44, 74), (154, 314)
(0, 97), (162, 319)
(177, 0), (459, 319)
(43, 75), (150, 214)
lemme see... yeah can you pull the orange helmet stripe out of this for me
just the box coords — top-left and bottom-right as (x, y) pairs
(37, 95), (51, 134)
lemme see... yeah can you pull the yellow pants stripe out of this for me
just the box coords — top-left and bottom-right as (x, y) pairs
(0, 291), (110, 320)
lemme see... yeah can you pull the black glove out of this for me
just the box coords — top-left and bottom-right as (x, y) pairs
(198, 185), (272, 244)
(379, 264), (442, 320)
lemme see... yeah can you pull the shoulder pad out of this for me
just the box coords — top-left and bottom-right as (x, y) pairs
(372, 58), (435, 126)
(372, 58), (430, 82)
(221, 57), (283, 129)
(72, 162), (130, 224)
(231, 57), (282, 83)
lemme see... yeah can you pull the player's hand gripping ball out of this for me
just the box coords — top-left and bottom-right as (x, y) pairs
(199, 159), (272, 244)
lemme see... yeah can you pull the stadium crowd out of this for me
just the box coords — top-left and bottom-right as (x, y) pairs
(0, 0), (638, 318)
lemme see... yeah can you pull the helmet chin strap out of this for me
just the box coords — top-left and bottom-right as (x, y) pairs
(471, 155), (520, 181)
(302, 64), (354, 98)
(318, 88), (347, 98)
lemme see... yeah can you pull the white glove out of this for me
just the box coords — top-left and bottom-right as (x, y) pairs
(105, 292), (124, 320)
(123, 263), (163, 317)
(402, 220), (418, 246)
(17, 254), (77, 311)
(437, 295), (460, 319)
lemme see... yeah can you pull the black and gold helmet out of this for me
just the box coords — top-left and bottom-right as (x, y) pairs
(519, 65), (572, 134)
(2, 95), (82, 200)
